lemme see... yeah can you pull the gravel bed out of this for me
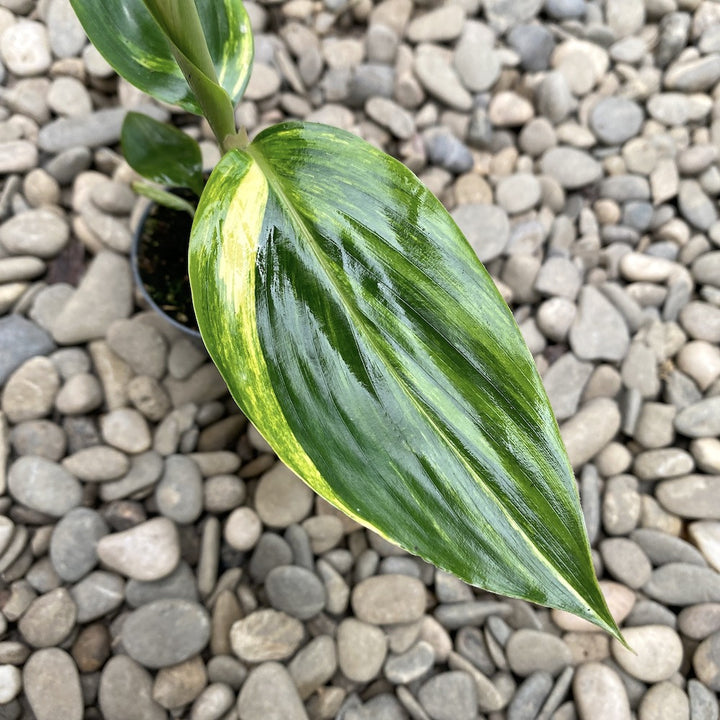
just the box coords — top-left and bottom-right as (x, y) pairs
(0, 0), (719, 718)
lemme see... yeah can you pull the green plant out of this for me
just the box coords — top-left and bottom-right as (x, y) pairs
(70, 0), (623, 640)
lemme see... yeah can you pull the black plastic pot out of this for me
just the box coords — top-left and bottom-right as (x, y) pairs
(131, 193), (201, 339)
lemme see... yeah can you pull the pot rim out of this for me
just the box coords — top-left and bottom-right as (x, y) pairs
(130, 199), (202, 340)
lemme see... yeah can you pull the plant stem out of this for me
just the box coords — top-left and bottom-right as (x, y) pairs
(141, 0), (238, 152)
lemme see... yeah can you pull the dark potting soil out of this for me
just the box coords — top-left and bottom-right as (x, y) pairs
(136, 193), (198, 332)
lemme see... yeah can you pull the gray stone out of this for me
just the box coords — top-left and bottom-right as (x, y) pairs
(100, 408), (152, 454)
(536, 72), (574, 124)
(191, 682), (236, 719)
(0, 316), (54, 385)
(383, 640), (434, 683)
(612, 625), (683, 683)
(692, 439), (720, 475)
(490, 89), (535, 126)
(61, 446), (128, 481)
(418, 671), (477, 720)
(632, 528), (707, 567)
(545, 0), (585, 18)
(152, 655), (207, 710)
(634, 402), (676, 450)
(656, 475), (720, 520)
(406, 4), (464, 43)
(603, 475), (641, 536)
(665, 55), (720, 92)
(155, 454), (204, 525)
(337, 617), (387, 682)
(249, 532), (293, 582)
(600, 538), (652, 589)
(0, 664), (21, 704)
(18, 588), (76, 648)
(99, 451), (164, 502)
(424, 128), (473, 174)
(0, 257), (45, 284)
(454, 21), (499, 92)
(692, 251), (720, 287)
(621, 342), (660, 398)
(413, 46), (472, 111)
(106, 319), (167, 379)
(648, 92), (712, 126)
(543, 354), (594, 421)
(99, 655), (166, 720)
(52, 252), (133, 345)
(50, 508), (108, 582)
(675, 398), (720, 438)
(96, 517), (181, 581)
(2, 356), (59, 423)
(677, 341), (720, 392)
(230, 609), (304, 663)
(348, 63), (395, 105)
(0, 21), (51, 76)
(688, 679), (719, 720)
(365, 97), (414, 139)
(534, 257), (582, 300)
(288, 635), (337, 700)
(46, 0), (86, 58)
(8, 456), (82, 517)
(680, 302), (720, 343)
(254, 463), (313, 528)
(265, 565), (326, 620)
(38, 106), (165, 153)
(224, 506), (261, 552)
(570, 286), (629, 362)
(451, 204), (509, 263)
(70, 571), (125, 623)
(128, 376), (171, 422)
(573, 663), (631, 720)
(434, 600), (511, 629)
(507, 24), (555, 71)
(10, 420), (66, 462)
(23, 649), (83, 720)
(484, 0), (543, 29)
(0, 209), (69, 258)
(506, 629), (572, 677)
(352, 574), (425, 624)
(496, 173), (541, 215)
(55, 373), (104, 415)
(541, 147), (602, 189)
(644, 564), (720, 605)
(237, 662), (309, 720)
(122, 599), (210, 669)
(126, 560), (198, 608)
(507, 671), (553, 720)
(560, 398), (621, 469)
(0, 140), (37, 173)
(690, 522), (720, 573)
(678, 181), (717, 230)
(633, 449), (694, 480)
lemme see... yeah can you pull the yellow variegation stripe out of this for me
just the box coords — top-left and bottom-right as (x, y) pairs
(191, 152), (373, 530)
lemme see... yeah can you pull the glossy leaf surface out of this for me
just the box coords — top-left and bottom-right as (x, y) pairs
(189, 121), (621, 639)
(69, 0), (253, 114)
(122, 113), (204, 196)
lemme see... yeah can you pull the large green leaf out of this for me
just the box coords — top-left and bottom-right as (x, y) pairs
(69, 0), (253, 114)
(122, 112), (204, 196)
(189, 121), (622, 640)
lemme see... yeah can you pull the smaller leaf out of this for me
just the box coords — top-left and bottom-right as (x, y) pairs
(122, 113), (204, 196)
(132, 182), (196, 217)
